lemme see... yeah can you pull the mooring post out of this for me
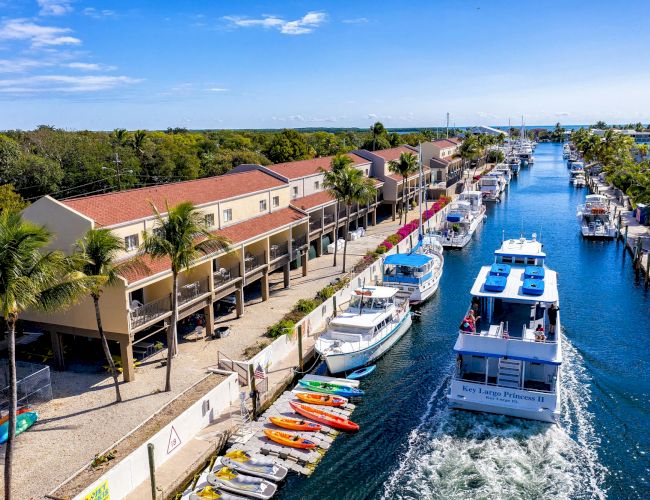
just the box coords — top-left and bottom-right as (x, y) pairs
(624, 225), (629, 253)
(645, 250), (650, 286)
(297, 324), (304, 372)
(333, 295), (337, 317)
(248, 364), (257, 419)
(147, 443), (156, 500)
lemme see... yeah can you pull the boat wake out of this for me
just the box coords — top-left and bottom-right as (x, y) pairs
(382, 335), (607, 500)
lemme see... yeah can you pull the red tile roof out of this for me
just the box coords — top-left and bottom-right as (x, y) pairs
(431, 139), (458, 148)
(63, 170), (285, 227)
(291, 191), (336, 211)
(120, 207), (307, 284)
(387, 167), (431, 183)
(268, 153), (370, 180)
(370, 146), (418, 161)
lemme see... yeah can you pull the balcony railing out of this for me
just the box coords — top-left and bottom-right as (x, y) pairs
(323, 214), (335, 226)
(244, 251), (266, 273)
(129, 294), (171, 330)
(213, 264), (240, 289)
(179, 277), (210, 306)
(309, 219), (322, 232)
(270, 241), (289, 261)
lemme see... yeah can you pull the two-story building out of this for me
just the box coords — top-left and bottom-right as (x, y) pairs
(421, 138), (464, 195)
(21, 169), (310, 381)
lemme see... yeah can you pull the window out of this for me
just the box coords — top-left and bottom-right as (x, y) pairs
(223, 208), (232, 222)
(365, 169), (369, 176)
(314, 180), (320, 190)
(272, 196), (280, 208)
(292, 186), (299, 199)
(259, 199), (267, 212)
(204, 214), (215, 227)
(124, 234), (139, 251)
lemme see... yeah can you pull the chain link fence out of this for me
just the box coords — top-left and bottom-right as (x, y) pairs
(0, 360), (52, 413)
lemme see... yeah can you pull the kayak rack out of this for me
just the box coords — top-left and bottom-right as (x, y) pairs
(223, 376), (357, 476)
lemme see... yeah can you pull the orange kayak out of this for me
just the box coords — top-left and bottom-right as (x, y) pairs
(269, 416), (321, 432)
(289, 402), (359, 432)
(0, 407), (32, 427)
(295, 392), (347, 407)
(263, 429), (316, 449)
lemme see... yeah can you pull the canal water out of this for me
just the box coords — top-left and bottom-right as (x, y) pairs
(279, 143), (649, 500)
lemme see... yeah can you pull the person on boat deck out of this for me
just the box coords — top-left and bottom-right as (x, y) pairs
(535, 324), (546, 342)
(548, 304), (559, 336)
(471, 297), (480, 314)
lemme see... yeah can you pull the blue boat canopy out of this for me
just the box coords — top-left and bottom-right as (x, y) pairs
(447, 213), (462, 223)
(484, 275), (507, 292)
(384, 253), (432, 267)
(490, 263), (511, 277)
(522, 278), (545, 295)
(524, 266), (545, 279)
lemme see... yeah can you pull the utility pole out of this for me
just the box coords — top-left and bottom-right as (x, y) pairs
(446, 112), (450, 139)
(114, 153), (123, 191)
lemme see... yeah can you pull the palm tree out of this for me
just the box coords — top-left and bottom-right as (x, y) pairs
(370, 121), (385, 151)
(141, 201), (229, 392)
(323, 166), (377, 272)
(0, 212), (92, 499)
(111, 128), (128, 148)
(388, 152), (419, 225)
(132, 130), (147, 155)
(457, 135), (481, 174)
(635, 143), (649, 160)
(75, 229), (147, 403)
(322, 154), (354, 267)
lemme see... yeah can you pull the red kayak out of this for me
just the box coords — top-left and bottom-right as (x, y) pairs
(289, 401), (359, 432)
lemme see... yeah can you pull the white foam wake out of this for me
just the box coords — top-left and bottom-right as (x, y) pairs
(382, 334), (607, 500)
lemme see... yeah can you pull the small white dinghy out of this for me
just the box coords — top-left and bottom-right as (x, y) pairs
(218, 451), (288, 482)
(207, 468), (277, 500)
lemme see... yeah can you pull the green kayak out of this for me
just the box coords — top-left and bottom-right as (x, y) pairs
(298, 380), (364, 397)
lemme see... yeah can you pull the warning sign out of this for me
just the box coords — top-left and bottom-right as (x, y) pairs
(167, 425), (182, 454)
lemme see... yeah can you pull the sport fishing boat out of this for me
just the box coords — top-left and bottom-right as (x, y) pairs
(569, 162), (585, 184)
(563, 143), (571, 159)
(479, 176), (502, 202)
(448, 234), (562, 423)
(493, 163), (513, 184)
(572, 173), (586, 188)
(576, 194), (617, 239)
(315, 286), (412, 374)
(426, 191), (486, 249)
(505, 155), (521, 176)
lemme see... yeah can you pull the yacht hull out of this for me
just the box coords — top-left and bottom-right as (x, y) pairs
(322, 314), (412, 374)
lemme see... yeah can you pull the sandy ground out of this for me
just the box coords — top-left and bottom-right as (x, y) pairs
(1, 213), (410, 499)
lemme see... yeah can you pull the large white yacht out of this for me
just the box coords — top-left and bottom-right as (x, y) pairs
(315, 286), (412, 374)
(576, 194), (617, 239)
(479, 176), (502, 202)
(426, 191), (486, 248)
(382, 248), (443, 304)
(448, 234), (562, 423)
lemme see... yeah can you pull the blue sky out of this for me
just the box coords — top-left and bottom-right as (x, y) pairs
(1, 0), (648, 130)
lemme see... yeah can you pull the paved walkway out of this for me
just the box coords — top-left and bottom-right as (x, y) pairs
(2, 212), (415, 499)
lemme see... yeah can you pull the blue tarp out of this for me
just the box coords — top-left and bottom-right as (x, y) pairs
(490, 263), (511, 276)
(522, 278), (545, 295)
(484, 275), (507, 292)
(447, 213), (462, 222)
(524, 266), (545, 279)
(384, 253), (432, 267)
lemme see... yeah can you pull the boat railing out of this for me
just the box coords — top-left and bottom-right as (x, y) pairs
(451, 374), (557, 395)
(458, 329), (558, 345)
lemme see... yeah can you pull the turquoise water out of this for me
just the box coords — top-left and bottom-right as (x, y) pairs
(279, 143), (650, 499)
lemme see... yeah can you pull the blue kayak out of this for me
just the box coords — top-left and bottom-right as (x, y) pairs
(298, 379), (364, 397)
(346, 365), (376, 380)
(0, 411), (38, 444)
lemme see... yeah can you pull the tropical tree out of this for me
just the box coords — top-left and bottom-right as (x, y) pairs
(635, 143), (649, 160)
(323, 166), (376, 272)
(322, 154), (355, 267)
(132, 130), (147, 156)
(141, 202), (229, 392)
(457, 135), (481, 174)
(111, 128), (128, 148)
(388, 152), (419, 225)
(370, 121), (386, 151)
(75, 229), (147, 403)
(0, 212), (92, 499)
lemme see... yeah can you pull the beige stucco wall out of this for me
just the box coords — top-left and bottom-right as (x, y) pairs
(22, 196), (94, 253)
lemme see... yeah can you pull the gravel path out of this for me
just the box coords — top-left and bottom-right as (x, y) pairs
(1, 215), (407, 499)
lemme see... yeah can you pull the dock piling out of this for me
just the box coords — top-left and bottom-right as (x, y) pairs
(147, 443), (156, 500)
(297, 325), (304, 372)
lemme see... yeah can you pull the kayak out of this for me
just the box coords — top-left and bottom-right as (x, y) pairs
(190, 485), (249, 500)
(298, 379), (364, 398)
(346, 365), (376, 380)
(269, 416), (321, 431)
(289, 402), (359, 432)
(219, 451), (288, 481)
(207, 468), (277, 500)
(0, 407), (33, 426)
(0, 411), (38, 444)
(263, 429), (316, 449)
(295, 392), (347, 407)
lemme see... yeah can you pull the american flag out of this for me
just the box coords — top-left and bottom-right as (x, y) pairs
(254, 364), (266, 380)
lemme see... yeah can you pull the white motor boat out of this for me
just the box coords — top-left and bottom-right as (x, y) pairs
(479, 176), (502, 202)
(448, 234), (562, 423)
(315, 286), (412, 373)
(576, 194), (617, 239)
(382, 249), (442, 304)
(426, 191), (486, 248)
(572, 174), (586, 188)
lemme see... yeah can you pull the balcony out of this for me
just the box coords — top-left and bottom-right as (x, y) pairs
(270, 241), (289, 261)
(129, 294), (171, 330)
(309, 219), (322, 232)
(323, 214), (335, 226)
(213, 264), (241, 289)
(178, 277), (211, 306)
(244, 251), (266, 274)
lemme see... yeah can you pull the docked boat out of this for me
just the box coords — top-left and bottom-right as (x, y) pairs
(269, 416), (321, 431)
(576, 194), (617, 239)
(426, 191), (485, 249)
(218, 451), (288, 481)
(207, 468), (277, 499)
(315, 286), (412, 373)
(447, 234), (562, 423)
(190, 485), (248, 500)
(263, 429), (317, 449)
(289, 401), (359, 431)
(297, 379), (364, 397)
(572, 173), (586, 188)
(295, 392), (347, 406)
(479, 175), (502, 202)
(382, 251), (441, 304)
(505, 155), (521, 175)
(563, 143), (571, 159)
(493, 163), (513, 184)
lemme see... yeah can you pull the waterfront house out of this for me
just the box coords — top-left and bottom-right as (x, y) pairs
(421, 139), (464, 196)
(21, 170), (310, 381)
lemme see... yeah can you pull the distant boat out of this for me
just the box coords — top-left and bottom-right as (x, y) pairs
(576, 194), (617, 239)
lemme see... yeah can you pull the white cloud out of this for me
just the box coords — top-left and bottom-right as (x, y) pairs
(342, 17), (369, 24)
(205, 87), (229, 92)
(367, 113), (378, 120)
(0, 18), (81, 46)
(82, 7), (116, 19)
(223, 11), (326, 35)
(0, 58), (53, 73)
(555, 111), (570, 117)
(0, 75), (141, 93)
(37, 0), (74, 16)
(66, 62), (116, 71)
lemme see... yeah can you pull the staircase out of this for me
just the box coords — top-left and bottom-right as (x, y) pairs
(497, 358), (522, 389)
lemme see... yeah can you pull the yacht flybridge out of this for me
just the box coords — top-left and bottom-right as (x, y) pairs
(426, 191), (486, 248)
(577, 194), (617, 239)
(448, 234), (562, 423)
(315, 286), (412, 374)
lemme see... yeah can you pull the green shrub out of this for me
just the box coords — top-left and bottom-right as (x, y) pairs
(293, 298), (320, 314)
(317, 285), (336, 301)
(267, 319), (296, 338)
(376, 245), (387, 254)
(386, 234), (400, 245)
